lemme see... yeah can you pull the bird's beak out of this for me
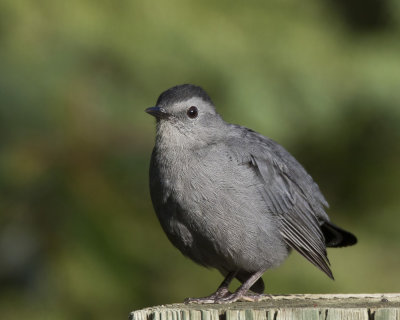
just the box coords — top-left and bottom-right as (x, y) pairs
(145, 106), (170, 119)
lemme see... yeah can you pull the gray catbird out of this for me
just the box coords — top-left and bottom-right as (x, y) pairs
(146, 84), (357, 304)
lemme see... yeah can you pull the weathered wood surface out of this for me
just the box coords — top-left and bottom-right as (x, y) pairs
(130, 294), (400, 320)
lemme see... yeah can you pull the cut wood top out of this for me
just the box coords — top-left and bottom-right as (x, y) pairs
(130, 293), (400, 320)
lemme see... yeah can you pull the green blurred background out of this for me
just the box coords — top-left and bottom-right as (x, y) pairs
(1, 0), (400, 319)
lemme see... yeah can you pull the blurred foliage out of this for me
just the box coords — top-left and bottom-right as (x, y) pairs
(1, 0), (400, 319)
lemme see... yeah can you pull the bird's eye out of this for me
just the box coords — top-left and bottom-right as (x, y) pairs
(187, 106), (198, 119)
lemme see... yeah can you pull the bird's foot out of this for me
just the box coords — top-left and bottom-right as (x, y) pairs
(185, 288), (231, 304)
(186, 292), (264, 304)
(239, 293), (266, 302)
(214, 292), (263, 304)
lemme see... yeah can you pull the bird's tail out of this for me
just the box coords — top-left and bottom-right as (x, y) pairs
(321, 221), (357, 248)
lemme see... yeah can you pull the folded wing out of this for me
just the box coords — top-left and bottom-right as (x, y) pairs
(228, 126), (333, 279)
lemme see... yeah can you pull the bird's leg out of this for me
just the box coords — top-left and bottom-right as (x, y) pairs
(214, 270), (265, 304)
(185, 271), (237, 304)
(213, 271), (237, 299)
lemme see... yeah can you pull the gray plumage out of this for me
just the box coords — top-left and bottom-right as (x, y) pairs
(146, 84), (357, 304)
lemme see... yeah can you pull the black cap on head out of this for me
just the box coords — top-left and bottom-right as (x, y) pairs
(156, 84), (213, 107)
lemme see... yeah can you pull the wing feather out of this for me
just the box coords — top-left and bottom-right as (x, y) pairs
(228, 127), (333, 278)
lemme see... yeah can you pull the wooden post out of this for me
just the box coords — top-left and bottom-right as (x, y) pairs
(130, 294), (400, 320)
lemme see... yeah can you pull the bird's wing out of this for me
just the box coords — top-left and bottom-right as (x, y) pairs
(227, 126), (333, 279)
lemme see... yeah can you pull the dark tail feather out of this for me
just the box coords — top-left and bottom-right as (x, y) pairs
(236, 271), (265, 294)
(321, 221), (357, 248)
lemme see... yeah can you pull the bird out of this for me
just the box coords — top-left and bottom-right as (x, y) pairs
(145, 84), (357, 304)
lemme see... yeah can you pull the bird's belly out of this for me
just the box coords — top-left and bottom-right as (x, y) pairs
(150, 146), (292, 272)
(155, 170), (290, 273)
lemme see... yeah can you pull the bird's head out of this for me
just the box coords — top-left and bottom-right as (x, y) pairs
(146, 84), (224, 147)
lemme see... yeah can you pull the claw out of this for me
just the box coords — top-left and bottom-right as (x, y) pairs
(184, 288), (232, 304)
(215, 293), (263, 304)
(184, 297), (216, 304)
